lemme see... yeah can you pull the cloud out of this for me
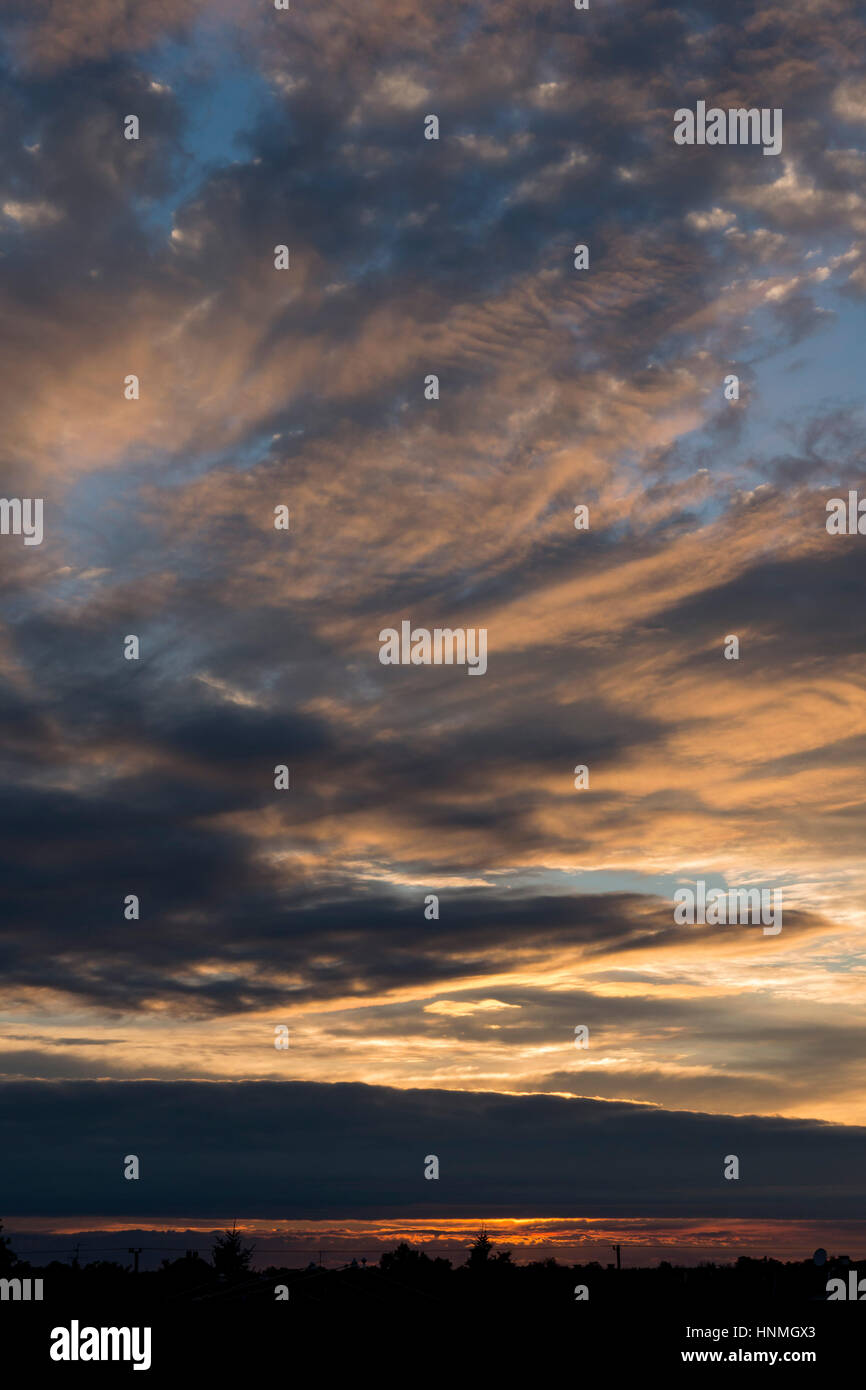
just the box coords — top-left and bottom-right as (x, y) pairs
(1, 198), (62, 226)
(833, 78), (866, 124)
(686, 207), (736, 231)
(2, 1079), (865, 1218)
(1, 0), (866, 1163)
(423, 999), (522, 1017)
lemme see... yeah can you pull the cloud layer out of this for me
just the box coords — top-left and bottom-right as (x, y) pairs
(3, 1079), (865, 1218)
(1, 0), (866, 1221)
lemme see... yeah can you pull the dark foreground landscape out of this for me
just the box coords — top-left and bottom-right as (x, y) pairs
(3, 1224), (863, 1374)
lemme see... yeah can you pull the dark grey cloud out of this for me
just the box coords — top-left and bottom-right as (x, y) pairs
(1, 1079), (864, 1218)
(0, 768), (826, 1017)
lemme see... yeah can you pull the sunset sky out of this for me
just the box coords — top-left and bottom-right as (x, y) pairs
(1, 0), (866, 1263)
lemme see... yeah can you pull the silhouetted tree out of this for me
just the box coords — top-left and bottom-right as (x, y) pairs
(468, 1228), (493, 1268)
(379, 1242), (451, 1284)
(467, 1228), (513, 1275)
(160, 1251), (214, 1290)
(381, 1241), (427, 1272)
(0, 1221), (20, 1275)
(211, 1223), (254, 1278)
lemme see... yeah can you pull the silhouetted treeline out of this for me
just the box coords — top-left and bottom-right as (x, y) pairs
(1, 1222), (856, 1309)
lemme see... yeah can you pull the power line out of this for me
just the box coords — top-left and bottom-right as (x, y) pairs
(11, 1251), (489, 1262)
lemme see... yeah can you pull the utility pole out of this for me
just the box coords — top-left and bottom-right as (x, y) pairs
(71, 1243), (80, 1269)
(128, 1247), (143, 1274)
(611, 1243), (621, 1270)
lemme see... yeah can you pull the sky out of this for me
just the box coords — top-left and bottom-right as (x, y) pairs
(1, 0), (866, 1264)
